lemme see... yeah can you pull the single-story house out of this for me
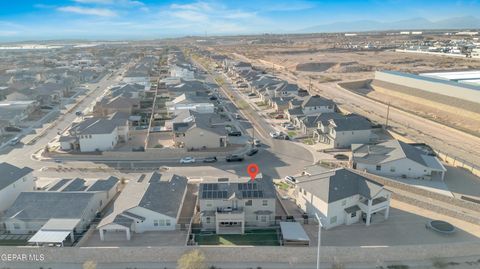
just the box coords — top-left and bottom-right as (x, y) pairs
(0, 162), (34, 213)
(351, 140), (447, 180)
(97, 173), (188, 240)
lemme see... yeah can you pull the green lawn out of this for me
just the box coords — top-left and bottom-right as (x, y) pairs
(195, 229), (279, 246)
(275, 181), (290, 190)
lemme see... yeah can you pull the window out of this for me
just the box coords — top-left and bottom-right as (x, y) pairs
(376, 165), (381, 171)
(260, 216), (267, 222)
(351, 212), (357, 218)
(245, 200), (252, 206)
(206, 217), (211, 224)
(166, 220), (171, 226)
(341, 200), (346, 206)
(330, 216), (337, 224)
(153, 220), (159, 227)
(13, 223), (20, 229)
(390, 167), (396, 172)
(262, 200), (268, 206)
(22, 177), (26, 182)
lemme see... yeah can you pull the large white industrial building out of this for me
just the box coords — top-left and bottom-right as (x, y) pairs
(373, 70), (480, 105)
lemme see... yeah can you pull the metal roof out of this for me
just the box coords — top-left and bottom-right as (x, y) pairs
(28, 230), (71, 244)
(41, 218), (80, 231)
(280, 222), (310, 242)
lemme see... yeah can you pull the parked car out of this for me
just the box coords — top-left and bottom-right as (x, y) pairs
(234, 113), (242, 119)
(247, 93), (256, 97)
(203, 156), (218, 163)
(179, 157), (196, 164)
(246, 148), (259, 156)
(9, 137), (20, 146)
(226, 154), (244, 162)
(284, 176), (296, 184)
(228, 131), (242, 136)
(209, 96), (218, 101)
(269, 131), (280, 138)
(285, 124), (295, 130)
(274, 114), (284, 119)
(253, 139), (261, 146)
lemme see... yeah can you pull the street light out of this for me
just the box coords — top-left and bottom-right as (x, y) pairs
(315, 213), (323, 269)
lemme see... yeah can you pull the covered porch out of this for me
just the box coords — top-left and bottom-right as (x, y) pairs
(28, 218), (80, 247)
(357, 196), (391, 226)
(215, 208), (245, 234)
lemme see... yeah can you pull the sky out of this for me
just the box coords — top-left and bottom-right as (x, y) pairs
(0, 0), (479, 41)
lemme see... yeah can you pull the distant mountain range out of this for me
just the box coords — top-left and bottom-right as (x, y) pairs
(298, 16), (480, 33)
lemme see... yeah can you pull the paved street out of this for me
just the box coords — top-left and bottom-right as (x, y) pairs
(0, 61), (134, 171)
(232, 53), (480, 167)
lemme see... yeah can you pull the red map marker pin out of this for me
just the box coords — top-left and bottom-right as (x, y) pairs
(247, 163), (259, 181)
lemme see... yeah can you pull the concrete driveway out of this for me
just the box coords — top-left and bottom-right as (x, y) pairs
(303, 199), (480, 247)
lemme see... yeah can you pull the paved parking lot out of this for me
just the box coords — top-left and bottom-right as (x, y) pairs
(83, 230), (188, 247)
(303, 199), (480, 247)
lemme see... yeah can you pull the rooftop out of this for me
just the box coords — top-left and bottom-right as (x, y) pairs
(0, 162), (33, 191)
(296, 168), (385, 203)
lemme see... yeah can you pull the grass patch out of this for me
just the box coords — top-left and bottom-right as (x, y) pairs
(237, 100), (248, 110)
(302, 138), (315, 145)
(195, 229), (279, 246)
(255, 101), (268, 107)
(275, 181), (290, 190)
(287, 131), (297, 137)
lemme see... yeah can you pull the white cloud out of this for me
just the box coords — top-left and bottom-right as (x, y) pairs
(57, 6), (117, 17)
(73, 0), (113, 4)
(73, 0), (145, 6)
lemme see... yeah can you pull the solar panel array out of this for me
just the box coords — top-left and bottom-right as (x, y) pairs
(238, 182), (258, 190)
(242, 190), (264, 198)
(202, 190), (228, 199)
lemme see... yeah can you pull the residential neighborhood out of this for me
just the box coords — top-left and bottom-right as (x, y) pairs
(1, 9), (480, 268)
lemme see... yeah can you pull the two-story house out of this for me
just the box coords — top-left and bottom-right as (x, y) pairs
(295, 168), (391, 229)
(199, 176), (276, 234)
(313, 115), (376, 148)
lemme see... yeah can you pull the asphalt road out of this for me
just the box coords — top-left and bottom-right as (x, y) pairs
(0, 61), (135, 171)
(232, 53), (480, 167)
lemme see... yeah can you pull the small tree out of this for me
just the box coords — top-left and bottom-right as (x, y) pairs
(177, 249), (207, 269)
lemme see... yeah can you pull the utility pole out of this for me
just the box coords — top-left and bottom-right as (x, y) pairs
(385, 102), (391, 129)
(315, 213), (323, 269)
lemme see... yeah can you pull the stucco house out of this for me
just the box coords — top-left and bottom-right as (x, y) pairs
(2, 177), (118, 245)
(313, 115), (376, 148)
(97, 173), (188, 240)
(61, 112), (129, 152)
(0, 162), (34, 213)
(198, 176), (276, 234)
(351, 140), (447, 180)
(172, 110), (228, 150)
(295, 168), (391, 229)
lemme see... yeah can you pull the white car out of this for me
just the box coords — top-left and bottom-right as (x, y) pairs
(284, 176), (296, 184)
(285, 124), (295, 130)
(179, 157), (196, 164)
(269, 131), (279, 138)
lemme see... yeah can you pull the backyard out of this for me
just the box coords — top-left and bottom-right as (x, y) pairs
(194, 229), (280, 246)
